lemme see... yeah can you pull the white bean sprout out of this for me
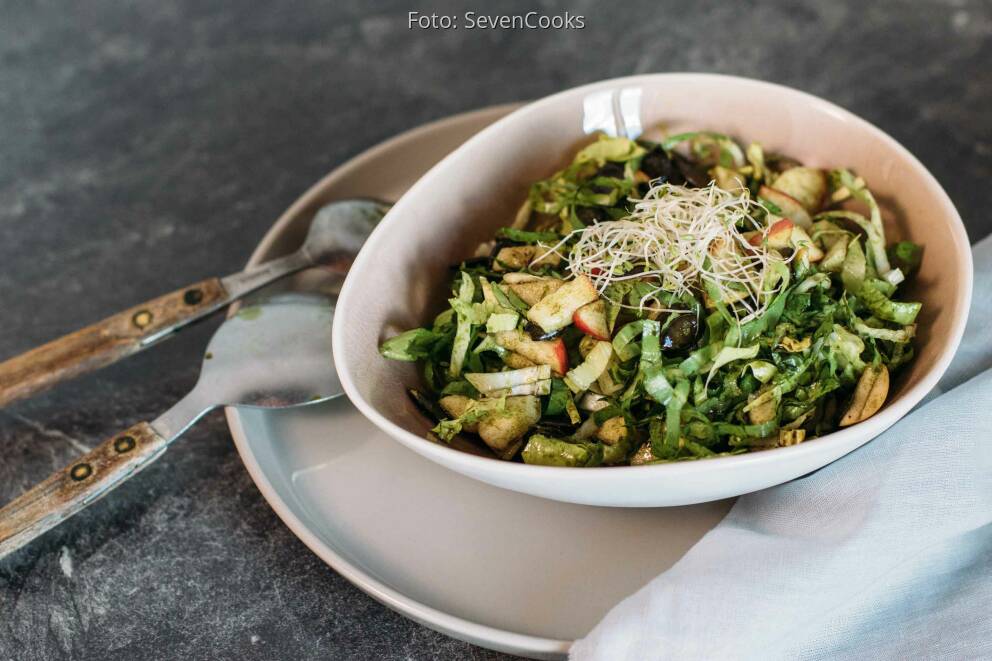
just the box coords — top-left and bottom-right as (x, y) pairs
(539, 182), (786, 324)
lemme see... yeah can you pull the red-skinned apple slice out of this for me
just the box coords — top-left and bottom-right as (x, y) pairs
(494, 330), (568, 375)
(526, 275), (599, 333)
(749, 218), (794, 249)
(748, 218), (823, 261)
(771, 167), (827, 213)
(789, 225), (824, 262)
(768, 218), (796, 248)
(573, 300), (610, 340)
(759, 185), (812, 229)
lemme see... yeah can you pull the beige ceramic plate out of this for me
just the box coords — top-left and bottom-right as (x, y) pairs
(225, 106), (733, 659)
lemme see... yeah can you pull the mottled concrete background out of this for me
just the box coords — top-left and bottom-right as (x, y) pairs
(0, 1), (989, 659)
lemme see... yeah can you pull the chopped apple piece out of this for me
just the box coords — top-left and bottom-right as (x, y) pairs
(749, 218), (823, 261)
(439, 394), (472, 418)
(526, 275), (599, 333)
(840, 364), (889, 426)
(494, 329), (568, 375)
(493, 245), (561, 271)
(820, 235), (848, 272)
(503, 352), (536, 369)
(439, 395), (479, 433)
(596, 416), (629, 446)
(759, 185), (812, 229)
(573, 299), (610, 340)
(478, 396), (542, 457)
(747, 388), (777, 425)
(749, 217), (795, 249)
(779, 429), (806, 446)
(439, 395), (541, 458)
(790, 225), (824, 262)
(506, 278), (564, 306)
(771, 167), (827, 213)
(712, 166), (746, 192)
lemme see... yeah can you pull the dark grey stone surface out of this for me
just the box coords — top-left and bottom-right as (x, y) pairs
(0, 1), (988, 659)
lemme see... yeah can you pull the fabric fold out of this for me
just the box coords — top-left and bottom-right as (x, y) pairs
(572, 235), (991, 660)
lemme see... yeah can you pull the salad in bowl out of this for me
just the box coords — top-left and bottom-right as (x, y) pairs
(379, 130), (924, 467)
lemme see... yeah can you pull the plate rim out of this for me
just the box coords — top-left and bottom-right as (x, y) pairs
(224, 104), (573, 659)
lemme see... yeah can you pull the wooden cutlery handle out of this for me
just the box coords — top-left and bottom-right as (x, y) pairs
(0, 421), (168, 558)
(0, 278), (226, 407)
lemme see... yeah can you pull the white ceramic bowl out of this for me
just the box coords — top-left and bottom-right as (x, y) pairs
(332, 73), (972, 507)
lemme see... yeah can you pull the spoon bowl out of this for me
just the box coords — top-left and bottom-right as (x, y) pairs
(205, 296), (340, 410)
(300, 199), (392, 271)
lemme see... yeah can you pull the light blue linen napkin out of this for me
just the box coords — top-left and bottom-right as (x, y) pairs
(572, 235), (991, 660)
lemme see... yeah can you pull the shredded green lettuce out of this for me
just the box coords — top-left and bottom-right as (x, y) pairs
(496, 227), (561, 244)
(575, 136), (646, 165)
(380, 328), (438, 361)
(522, 434), (604, 467)
(448, 272), (476, 377)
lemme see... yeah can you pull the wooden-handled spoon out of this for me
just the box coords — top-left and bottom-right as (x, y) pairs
(0, 296), (341, 558)
(0, 199), (388, 408)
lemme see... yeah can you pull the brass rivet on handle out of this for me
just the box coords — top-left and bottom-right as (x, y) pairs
(132, 310), (153, 328)
(114, 435), (136, 454)
(70, 463), (93, 481)
(183, 288), (204, 306)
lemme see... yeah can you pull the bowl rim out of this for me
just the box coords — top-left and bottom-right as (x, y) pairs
(332, 72), (973, 482)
